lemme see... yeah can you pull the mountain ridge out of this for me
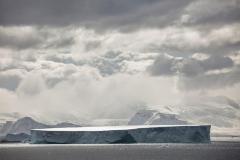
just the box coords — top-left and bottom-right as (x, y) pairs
(0, 117), (81, 143)
(128, 109), (188, 125)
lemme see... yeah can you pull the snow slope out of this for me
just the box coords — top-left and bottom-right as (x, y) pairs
(128, 109), (188, 125)
(179, 96), (240, 128)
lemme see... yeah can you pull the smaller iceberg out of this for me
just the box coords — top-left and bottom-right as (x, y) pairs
(31, 125), (211, 144)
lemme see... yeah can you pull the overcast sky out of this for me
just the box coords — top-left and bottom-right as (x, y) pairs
(0, 0), (240, 126)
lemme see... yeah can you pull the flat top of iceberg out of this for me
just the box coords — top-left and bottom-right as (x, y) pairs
(32, 125), (210, 132)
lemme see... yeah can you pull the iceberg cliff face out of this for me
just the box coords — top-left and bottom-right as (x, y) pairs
(31, 125), (211, 144)
(1, 133), (30, 143)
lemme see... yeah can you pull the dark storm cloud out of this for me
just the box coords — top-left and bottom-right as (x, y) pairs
(84, 41), (102, 51)
(0, 28), (42, 49)
(0, 0), (238, 33)
(192, 7), (240, 26)
(183, 0), (240, 26)
(148, 54), (234, 77)
(147, 54), (179, 76)
(146, 40), (240, 58)
(0, 0), (240, 92)
(180, 55), (234, 77)
(145, 24), (240, 58)
(201, 56), (234, 71)
(178, 66), (240, 90)
(0, 26), (75, 50)
(0, 70), (24, 91)
(44, 36), (75, 49)
(148, 53), (239, 90)
(0, 0), (191, 31)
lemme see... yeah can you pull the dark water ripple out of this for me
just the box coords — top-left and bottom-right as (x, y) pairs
(0, 142), (240, 160)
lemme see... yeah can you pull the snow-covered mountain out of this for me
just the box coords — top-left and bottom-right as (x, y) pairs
(8, 117), (48, 135)
(128, 109), (188, 125)
(180, 96), (240, 128)
(129, 96), (240, 129)
(0, 117), (81, 135)
(0, 117), (49, 136)
(0, 121), (14, 136)
(0, 117), (81, 142)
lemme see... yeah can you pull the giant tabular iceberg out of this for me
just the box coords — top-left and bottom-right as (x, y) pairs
(31, 125), (211, 144)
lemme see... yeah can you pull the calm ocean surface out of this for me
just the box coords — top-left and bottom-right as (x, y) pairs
(0, 141), (240, 160)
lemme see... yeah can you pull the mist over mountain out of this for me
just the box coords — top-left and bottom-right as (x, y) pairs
(128, 109), (188, 125)
(0, 116), (81, 142)
(0, 95), (239, 132)
(5, 117), (48, 135)
(179, 95), (240, 128)
(0, 94), (239, 143)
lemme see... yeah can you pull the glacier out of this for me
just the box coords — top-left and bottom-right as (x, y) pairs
(31, 125), (211, 144)
(128, 109), (188, 125)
